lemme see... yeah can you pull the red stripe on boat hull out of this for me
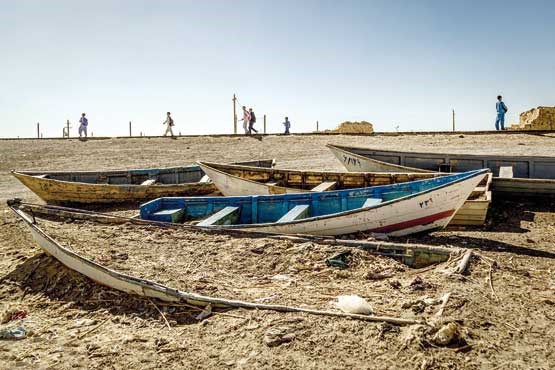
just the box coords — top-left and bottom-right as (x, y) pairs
(369, 209), (456, 233)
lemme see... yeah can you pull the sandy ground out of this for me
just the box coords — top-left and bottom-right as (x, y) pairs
(1, 134), (555, 369)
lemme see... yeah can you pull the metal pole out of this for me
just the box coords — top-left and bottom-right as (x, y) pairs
(129, 121), (132, 137)
(452, 109), (455, 132)
(233, 94), (237, 134)
(37, 122), (40, 138)
(263, 114), (266, 134)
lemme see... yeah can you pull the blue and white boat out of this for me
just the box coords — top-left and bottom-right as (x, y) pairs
(140, 169), (488, 236)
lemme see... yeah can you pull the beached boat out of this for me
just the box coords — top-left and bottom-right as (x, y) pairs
(140, 169), (488, 236)
(11, 159), (275, 205)
(328, 144), (555, 197)
(198, 161), (492, 226)
(8, 204), (450, 324)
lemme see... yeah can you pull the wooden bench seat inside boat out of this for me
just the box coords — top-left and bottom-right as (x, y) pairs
(277, 204), (310, 223)
(499, 166), (514, 178)
(310, 181), (337, 192)
(199, 175), (212, 183)
(141, 179), (157, 186)
(197, 206), (240, 226)
(362, 198), (382, 208)
(150, 208), (185, 223)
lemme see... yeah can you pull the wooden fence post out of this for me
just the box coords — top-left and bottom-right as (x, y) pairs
(233, 94), (237, 134)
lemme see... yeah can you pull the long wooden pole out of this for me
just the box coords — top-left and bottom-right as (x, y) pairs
(263, 114), (266, 134)
(316, 121), (319, 132)
(452, 109), (455, 132)
(129, 121), (132, 137)
(37, 122), (40, 139)
(66, 120), (70, 138)
(233, 94), (237, 134)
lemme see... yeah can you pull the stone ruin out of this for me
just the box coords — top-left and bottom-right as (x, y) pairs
(511, 106), (555, 131)
(325, 121), (374, 134)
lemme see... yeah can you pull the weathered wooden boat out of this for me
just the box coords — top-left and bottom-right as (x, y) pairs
(8, 202), (462, 324)
(198, 161), (492, 226)
(328, 144), (555, 197)
(11, 159), (275, 205)
(140, 169), (488, 236)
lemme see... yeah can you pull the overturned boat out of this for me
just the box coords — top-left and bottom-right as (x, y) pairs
(327, 144), (555, 197)
(11, 159), (274, 205)
(140, 169), (488, 236)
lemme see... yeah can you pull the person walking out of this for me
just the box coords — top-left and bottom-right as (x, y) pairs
(248, 108), (258, 134)
(240, 106), (250, 134)
(78, 113), (88, 138)
(163, 112), (175, 137)
(283, 117), (291, 135)
(495, 95), (508, 131)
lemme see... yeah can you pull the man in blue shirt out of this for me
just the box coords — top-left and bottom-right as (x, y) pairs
(495, 95), (508, 131)
(78, 113), (88, 138)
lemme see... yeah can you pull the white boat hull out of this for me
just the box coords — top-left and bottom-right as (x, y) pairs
(211, 172), (485, 237)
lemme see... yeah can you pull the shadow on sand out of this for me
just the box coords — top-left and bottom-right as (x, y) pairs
(1, 254), (216, 326)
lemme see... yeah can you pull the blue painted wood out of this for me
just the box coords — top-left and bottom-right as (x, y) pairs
(150, 208), (185, 223)
(140, 170), (488, 226)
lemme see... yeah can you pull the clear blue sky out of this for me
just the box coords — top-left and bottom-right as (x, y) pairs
(1, 0), (554, 137)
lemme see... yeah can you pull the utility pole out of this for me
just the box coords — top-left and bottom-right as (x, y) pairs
(233, 94), (237, 134)
(37, 122), (40, 139)
(129, 121), (132, 137)
(452, 109), (455, 132)
(263, 114), (267, 134)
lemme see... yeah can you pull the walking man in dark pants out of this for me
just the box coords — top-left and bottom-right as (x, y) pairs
(248, 108), (258, 134)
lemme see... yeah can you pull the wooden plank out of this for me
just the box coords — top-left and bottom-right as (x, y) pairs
(362, 198), (382, 208)
(199, 175), (211, 183)
(277, 205), (310, 223)
(197, 206), (240, 226)
(310, 181), (337, 192)
(141, 179), (157, 186)
(499, 166), (514, 178)
(35, 174), (48, 179)
(151, 208), (185, 223)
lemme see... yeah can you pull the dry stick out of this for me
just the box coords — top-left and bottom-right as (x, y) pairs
(158, 301), (246, 320)
(435, 292), (451, 317)
(487, 262), (499, 301)
(455, 250), (473, 274)
(148, 298), (171, 330)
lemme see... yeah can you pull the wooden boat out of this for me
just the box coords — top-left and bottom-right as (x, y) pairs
(8, 204), (447, 324)
(327, 144), (555, 197)
(140, 169), (488, 236)
(11, 159), (275, 205)
(198, 161), (492, 226)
